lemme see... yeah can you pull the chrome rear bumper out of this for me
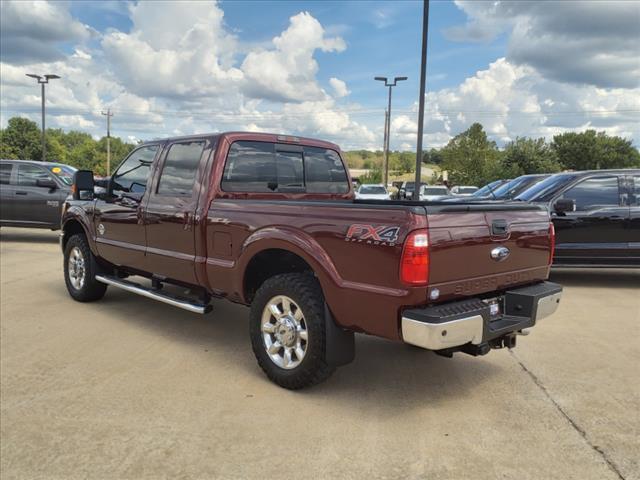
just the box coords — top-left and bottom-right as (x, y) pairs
(401, 281), (562, 351)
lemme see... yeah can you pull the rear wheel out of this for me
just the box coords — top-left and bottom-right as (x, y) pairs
(250, 273), (335, 389)
(64, 233), (107, 302)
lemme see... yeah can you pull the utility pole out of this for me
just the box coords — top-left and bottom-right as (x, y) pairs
(413, 0), (430, 200)
(26, 73), (60, 161)
(101, 109), (113, 175)
(374, 75), (407, 187)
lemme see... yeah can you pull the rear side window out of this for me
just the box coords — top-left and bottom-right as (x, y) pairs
(631, 175), (640, 206)
(222, 141), (277, 192)
(304, 146), (349, 193)
(157, 141), (205, 196)
(561, 176), (620, 211)
(112, 145), (158, 195)
(18, 164), (51, 186)
(221, 141), (348, 193)
(0, 163), (12, 185)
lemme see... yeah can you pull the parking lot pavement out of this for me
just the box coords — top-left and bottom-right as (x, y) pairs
(1, 227), (638, 480)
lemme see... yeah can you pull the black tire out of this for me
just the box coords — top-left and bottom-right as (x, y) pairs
(63, 233), (108, 302)
(250, 273), (335, 389)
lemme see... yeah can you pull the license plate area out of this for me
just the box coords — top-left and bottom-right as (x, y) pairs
(483, 296), (504, 318)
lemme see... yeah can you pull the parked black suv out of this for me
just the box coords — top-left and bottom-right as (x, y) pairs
(516, 169), (640, 267)
(0, 159), (76, 230)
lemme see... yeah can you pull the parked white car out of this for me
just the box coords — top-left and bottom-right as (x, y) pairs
(450, 186), (479, 196)
(355, 184), (391, 200)
(419, 185), (450, 201)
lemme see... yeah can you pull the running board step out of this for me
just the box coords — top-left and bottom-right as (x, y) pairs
(95, 275), (212, 314)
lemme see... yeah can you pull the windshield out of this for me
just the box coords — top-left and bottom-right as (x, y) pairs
(423, 187), (448, 195)
(360, 186), (387, 194)
(47, 164), (77, 186)
(515, 173), (577, 202)
(473, 180), (503, 197)
(492, 176), (542, 199)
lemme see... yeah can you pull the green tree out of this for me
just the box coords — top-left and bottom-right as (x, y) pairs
(552, 130), (640, 170)
(0, 117), (42, 160)
(440, 123), (501, 185)
(502, 137), (562, 176)
(359, 167), (382, 184)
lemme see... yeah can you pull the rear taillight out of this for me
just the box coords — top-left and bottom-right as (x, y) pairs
(549, 222), (556, 265)
(400, 229), (430, 285)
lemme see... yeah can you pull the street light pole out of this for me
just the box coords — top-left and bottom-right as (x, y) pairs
(375, 76), (407, 187)
(26, 73), (60, 161)
(101, 108), (114, 175)
(413, 0), (430, 200)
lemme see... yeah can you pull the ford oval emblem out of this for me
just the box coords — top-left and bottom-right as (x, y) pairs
(490, 246), (510, 261)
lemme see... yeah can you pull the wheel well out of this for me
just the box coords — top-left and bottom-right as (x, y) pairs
(244, 249), (314, 303)
(62, 220), (86, 251)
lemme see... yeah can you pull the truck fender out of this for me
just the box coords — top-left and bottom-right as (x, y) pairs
(238, 226), (344, 301)
(238, 227), (355, 367)
(61, 206), (98, 256)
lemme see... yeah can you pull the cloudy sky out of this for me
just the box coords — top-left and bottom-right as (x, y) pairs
(1, 0), (639, 150)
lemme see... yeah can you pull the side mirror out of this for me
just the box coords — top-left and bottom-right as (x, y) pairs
(36, 178), (57, 189)
(554, 198), (575, 213)
(72, 170), (95, 200)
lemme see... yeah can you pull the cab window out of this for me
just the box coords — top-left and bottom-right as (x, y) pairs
(18, 164), (52, 187)
(221, 141), (348, 193)
(157, 141), (205, 196)
(631, 175), (640, 206)
(111, 145), (158, 196)
(561, 176), (620, 211)
(0, 163), (12, 185)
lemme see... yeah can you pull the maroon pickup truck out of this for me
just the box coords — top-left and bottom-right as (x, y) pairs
(61, 132), (562, 389)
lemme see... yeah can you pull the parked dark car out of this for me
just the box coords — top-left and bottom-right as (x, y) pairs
(398, 181), (428, 199)
(0, 159), (76, 230)
(488, 174), (550, 200)
(516, 169), (640, 267)
(471, 179), (511, 199)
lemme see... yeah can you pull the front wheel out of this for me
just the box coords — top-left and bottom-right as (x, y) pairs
(249, 273), (335, 389)
(63, 233), (107, 302)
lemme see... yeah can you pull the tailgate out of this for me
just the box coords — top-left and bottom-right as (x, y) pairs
(427, 204), (552, 300)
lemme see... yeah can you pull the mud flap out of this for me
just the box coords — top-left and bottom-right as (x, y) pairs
(324, 303), (355, 367)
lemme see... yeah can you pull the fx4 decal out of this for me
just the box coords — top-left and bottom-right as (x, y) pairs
(345, 224), (400, 246)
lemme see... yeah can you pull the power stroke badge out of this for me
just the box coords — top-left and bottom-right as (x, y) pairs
(345, 224), (400, 246)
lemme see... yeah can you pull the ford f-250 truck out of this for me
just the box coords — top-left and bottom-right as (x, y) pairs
(61, 132), (562, 389)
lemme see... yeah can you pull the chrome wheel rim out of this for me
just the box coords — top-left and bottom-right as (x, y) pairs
(68, 247), (86, 290)
(261, 295), (308, 370)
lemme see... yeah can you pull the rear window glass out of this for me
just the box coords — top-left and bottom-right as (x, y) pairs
(360, 186), (386, 194)
(304, 146), (349, 193)
(221, 141), (348, 193)
(423, 187), (448, 195)
(157, 141), (205, 196)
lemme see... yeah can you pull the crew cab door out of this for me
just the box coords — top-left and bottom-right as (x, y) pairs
(94, 144), (160, 270)
(552, 174), (628, 264)
(14, 163), (66, 227)
(626, 174), (640, 263)
(143, 138), (213, 285)
(0, 162), (16, 223)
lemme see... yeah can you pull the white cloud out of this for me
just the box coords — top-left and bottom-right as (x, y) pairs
(388, 58), (640, 149)
(329, 78), (350, 98)
(102, 1), (242, 99)
(445, 0), (640, 89)
(241, 12), (346, 102)
(0, 0), (93, 63)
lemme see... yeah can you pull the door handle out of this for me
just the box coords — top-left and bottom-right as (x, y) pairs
(15, 191), (27, 195)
